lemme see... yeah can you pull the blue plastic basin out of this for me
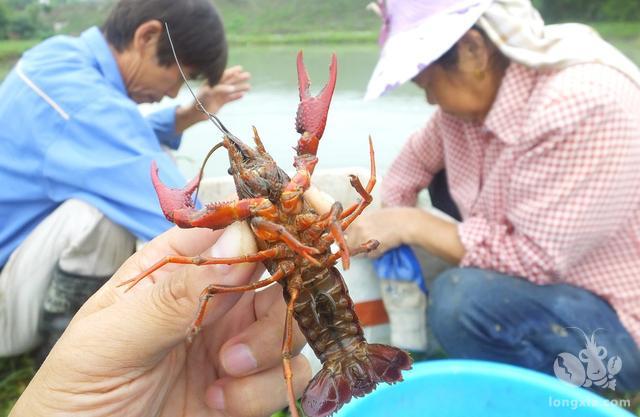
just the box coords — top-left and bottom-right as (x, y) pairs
(335, 360), (634, 417)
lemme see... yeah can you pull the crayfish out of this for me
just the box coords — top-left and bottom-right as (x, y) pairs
(120, 51), (412, 417)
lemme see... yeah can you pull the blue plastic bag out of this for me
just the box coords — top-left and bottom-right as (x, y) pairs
(373, 244), (428, 293)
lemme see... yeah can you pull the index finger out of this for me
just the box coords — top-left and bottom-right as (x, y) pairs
(147, 226), (225, 259)
(127, 227), (226, 281)
(78, 226), (227, 315)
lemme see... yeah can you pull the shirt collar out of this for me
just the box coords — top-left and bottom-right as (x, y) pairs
(80, 26), (127, 95)
(483, 62), (538, 145)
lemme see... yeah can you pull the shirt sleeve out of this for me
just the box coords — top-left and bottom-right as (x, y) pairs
(458, 87), (640, 283)
(382, 112), (444, 207)
(145, 105), (183, 150)
(43, 98), (188, 241)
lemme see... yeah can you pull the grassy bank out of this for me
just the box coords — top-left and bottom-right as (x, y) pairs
(0, 355), (34, 416)
(227, 30), (376, 45)
(0, 39), (39, 64)
(0, 40), (40, 58)
(1, 20), (638, 64)
(0, 39), (39, 80)
(592, 21), (640, 64)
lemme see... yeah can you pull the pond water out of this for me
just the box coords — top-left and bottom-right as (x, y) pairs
(142, 44), (435, 180)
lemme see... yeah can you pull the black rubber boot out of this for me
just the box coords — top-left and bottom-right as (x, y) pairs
(34, 265), (110, 367)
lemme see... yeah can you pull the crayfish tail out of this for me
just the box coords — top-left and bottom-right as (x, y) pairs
(367, 343), (413, 383)
(301, 343), (412, 417)
(301, 367), (352, 417)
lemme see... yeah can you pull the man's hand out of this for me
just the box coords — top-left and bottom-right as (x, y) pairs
(11, 222), (310, 417)
(176, 66), (251, 133)
(196, 66), (251, 115)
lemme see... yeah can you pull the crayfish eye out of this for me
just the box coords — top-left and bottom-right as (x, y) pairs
(228, 168), (234, 175)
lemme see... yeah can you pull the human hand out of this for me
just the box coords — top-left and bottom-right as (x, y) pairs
(303, 187), (410, 258)
(196, 65), (251, 115)
(10, 222), (310, 417)
(345, 208), (411, 258)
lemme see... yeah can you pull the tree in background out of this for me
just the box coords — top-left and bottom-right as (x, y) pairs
(0, 0), (51, 39)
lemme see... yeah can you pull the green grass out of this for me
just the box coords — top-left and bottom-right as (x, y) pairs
(0, 354), (35, 417)
(217, 0), (379, 36)
(0, 39), (40, 61)
(591, 21), (640, 64)
(227, 30), (376, 45)
(34, 0), (379, 38)
(41, 1), (112, 35)
(0, 39), (41, 79)
(592, 21), (640, 39)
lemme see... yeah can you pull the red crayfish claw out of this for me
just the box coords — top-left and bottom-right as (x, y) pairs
(150, 161), (200, 228)
(295, 51), (337, 156)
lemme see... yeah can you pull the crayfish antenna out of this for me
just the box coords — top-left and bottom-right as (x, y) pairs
(164, 22), (238, 140)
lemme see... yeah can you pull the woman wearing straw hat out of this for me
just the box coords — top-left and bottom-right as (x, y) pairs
(351, 0), (640, 391)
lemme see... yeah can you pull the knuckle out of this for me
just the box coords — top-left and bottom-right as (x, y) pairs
(147, 271), (190, 324)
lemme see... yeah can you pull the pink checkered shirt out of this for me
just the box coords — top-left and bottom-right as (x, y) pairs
(382, 62), (640, 346)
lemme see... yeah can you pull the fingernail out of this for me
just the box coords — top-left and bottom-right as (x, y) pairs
(206, 385), (225, 410)
(223, 344), (258, 375)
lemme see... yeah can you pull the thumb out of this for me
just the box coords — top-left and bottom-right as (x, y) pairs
(72, 222), (259, 365)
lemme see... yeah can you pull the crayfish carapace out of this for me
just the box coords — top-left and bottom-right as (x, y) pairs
(119, 52), (412, 417)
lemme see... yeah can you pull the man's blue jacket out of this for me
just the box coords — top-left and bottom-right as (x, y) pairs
(0, 27), (187, 266)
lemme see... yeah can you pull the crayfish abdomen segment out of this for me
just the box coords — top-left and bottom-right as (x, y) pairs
(294, 267), (364, 360)
(294, 268), (412, 417)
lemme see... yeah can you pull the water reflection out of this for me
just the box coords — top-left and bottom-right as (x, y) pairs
(143, 44), (435, 179)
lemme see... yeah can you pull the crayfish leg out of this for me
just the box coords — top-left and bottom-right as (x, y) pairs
(117, 247), (284, 292)
(282, 281), (302, 417)
(251, 217), (322, 267)
(340, 136), (377, 228)
(187, 265), (291, 342)
(327, 239), (380, 265)
(314, 202), (350, 270)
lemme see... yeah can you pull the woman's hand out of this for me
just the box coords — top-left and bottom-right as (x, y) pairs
(301, 187), (465, 264)
(350, 207), (466, 263)
(302, 188), (411, 258)
(344, 207), (415, 258)
(11, 222), (310, 417)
